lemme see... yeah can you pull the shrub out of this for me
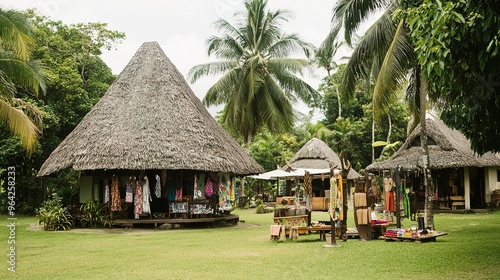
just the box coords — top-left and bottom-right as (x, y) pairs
(37, 194), (72, 231)
(79, 199), (105, 228)
(255, 199), (265, 214)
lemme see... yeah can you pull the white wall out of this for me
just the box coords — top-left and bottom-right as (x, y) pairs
(484, 167), (500, 203)
(79, 176), (94, 203)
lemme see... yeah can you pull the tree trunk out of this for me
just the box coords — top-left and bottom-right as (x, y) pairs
(417, 67), (434, 230)
(386, 114), (392, 144)
(336, 87), (342, 120)
(371, 113), (375, 163)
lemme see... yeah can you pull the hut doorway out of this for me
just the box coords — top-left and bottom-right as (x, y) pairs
(469, 167), (485, 208)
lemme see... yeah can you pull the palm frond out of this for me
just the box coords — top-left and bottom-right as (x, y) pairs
(0, 97), (39, 155)
(340, 8), (396, 100)
(187, 60), (239, 83)
(372, 19), (415, 120)
(0, 55), (46, 96)
(0, 9), (34, 61)
(332, 0), (392, 45)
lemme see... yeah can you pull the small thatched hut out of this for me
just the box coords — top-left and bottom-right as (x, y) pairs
(38, 42), (263, 223)
(280, 138), (359, 210)
(366, 115), (500, 210)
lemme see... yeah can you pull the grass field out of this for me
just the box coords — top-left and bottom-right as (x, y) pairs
(1, 209), (499, 279)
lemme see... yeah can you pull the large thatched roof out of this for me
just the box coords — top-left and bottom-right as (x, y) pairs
(288, 138), (360, 179)
(366, 116), (500, 171)
(38, 42), (263, 176)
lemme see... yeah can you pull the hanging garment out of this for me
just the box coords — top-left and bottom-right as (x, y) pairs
(385, 191), (395, 212)
(337, 174), (344, 220)
(219, 173), (230, 210)
(404, 186), (410, 219)
(329, 175), (336, 220)
(205, 175), (214, 197)
(229, 176), (235, 202)
(197, 174), (206, 200)
(194, 175), (199, 200)
(125, 178), (133, 203)
(104, 180), (110, 203)
(154, 174), (161, 198)
(175, 186), (183, 201)
(134, 179), (143, 219)
(142, 176), (152, 214)
(111, 177), (121, 211)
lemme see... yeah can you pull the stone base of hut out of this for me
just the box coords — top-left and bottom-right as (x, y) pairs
(113, 214), (239, 228)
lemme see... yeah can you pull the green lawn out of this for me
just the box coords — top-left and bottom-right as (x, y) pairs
(1, 209), (499, 279)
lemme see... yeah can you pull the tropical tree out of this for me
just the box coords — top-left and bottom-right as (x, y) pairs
(331, 0), (435, 229)
(188, 0), (320, 150)
(315, 30), (345, 120)
(0, 8), (46, 155)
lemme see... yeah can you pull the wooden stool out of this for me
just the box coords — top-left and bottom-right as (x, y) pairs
(289, 226), (299, 240)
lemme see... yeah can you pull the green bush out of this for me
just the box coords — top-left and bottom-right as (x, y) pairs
(37, 194), (73, 231)
(79, 199), (106, 228)
(255, 199), (265, 214)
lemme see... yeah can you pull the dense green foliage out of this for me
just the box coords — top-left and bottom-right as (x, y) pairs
(0, 11), (124, 214)
(0, 8), (46, 154)
(403, 0), (500, 153)
(36, 193), (72, 231)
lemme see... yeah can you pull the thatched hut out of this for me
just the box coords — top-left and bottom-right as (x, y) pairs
(280, 138), (360, 210)
(38, 42), (263, 224)
(366, 115), (500, 210)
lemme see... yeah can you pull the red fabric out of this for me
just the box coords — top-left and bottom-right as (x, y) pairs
(385, 191), (395, 212)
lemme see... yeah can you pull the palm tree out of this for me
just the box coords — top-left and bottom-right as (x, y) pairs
(315, 30), (344, 120)
(0, 8), (46, 155)
(188, 0), (320, 150)
(331, 0), (434, 229)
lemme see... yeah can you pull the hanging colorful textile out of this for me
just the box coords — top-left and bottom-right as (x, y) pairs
(329, 173), (336, 220)
(154, 174), (161, 198)
(384, 177), (395, 212)
(197, 173), (206, 200)
(175, 185), (183, 201)
(125, 178), (133, 203)
(142, 176), (152, 214)
(218, 173), (231, 211)
(205, 175), (214, 197)
(104, 180), (110, 203)
(304, 171), (312, 211)
(134, 178), (143, 219)
(229, 176), (235, 202)
(111, 177), (121, 211)
(337, 174), (344, 221)
(404, 184), (410, 218)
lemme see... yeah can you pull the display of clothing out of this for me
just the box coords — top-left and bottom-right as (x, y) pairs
(134, 179), (143, 219)
(142, 176), (152, 214)
(104, 180), (110, 203)
(205, 175), (214, 197)
(125, 178), (133, 203)
(111, 177), (121, 211)
(154, 174), (161, 198)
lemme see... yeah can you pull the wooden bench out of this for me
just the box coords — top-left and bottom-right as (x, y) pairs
(450, 196), (465, 209)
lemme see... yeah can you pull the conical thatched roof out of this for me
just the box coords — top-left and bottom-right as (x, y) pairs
(38, 42), (263, 176)
(366, 116), (500, 171)
(287, 138), (359, 179)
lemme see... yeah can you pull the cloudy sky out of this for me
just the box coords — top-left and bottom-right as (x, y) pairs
(4, 0), (363, 118)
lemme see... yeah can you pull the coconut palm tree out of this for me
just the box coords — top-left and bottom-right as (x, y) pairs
(331, 0), (435, 229)
(188, 0), (320, 150)
(0, 8), (46, 155)
(315, 30), (345, 120)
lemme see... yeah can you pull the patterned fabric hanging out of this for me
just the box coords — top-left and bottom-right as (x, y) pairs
(125, 178), (133, 203)
(337, 174), (343, 221)
(134, 178), (143, 219)
(329, 175), (336, 220)
(142, 176), (152, 214)
(111, 177), (121, 211)
(154, 174), (161, 198)
(205, 175), (214, 197)
(104, 180), (110, 203)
